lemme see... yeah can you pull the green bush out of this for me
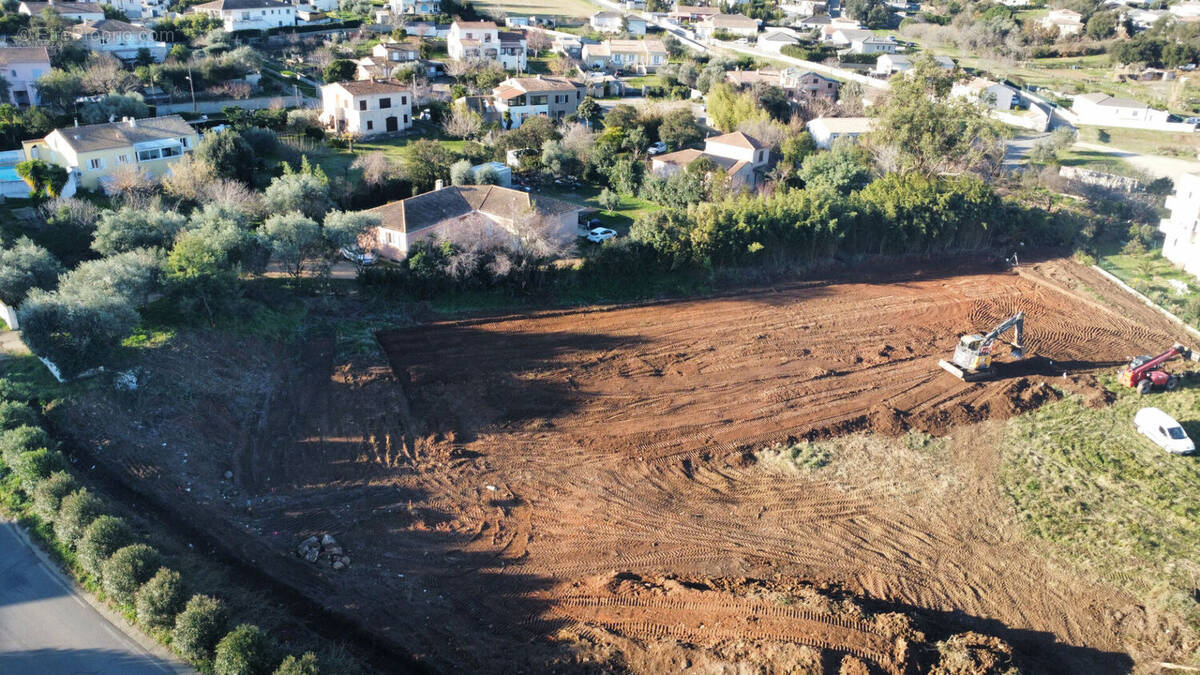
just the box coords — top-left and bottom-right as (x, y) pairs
(0, 401), (38, 430)
(32, 470), (78, 520)
(274, 652), (319, 675)
(77, 515), (134, 577)
(11, 448), (66, 492)
(214, 624), (272, 675)
(55, 488), (106, 547)
(136, 568), (186, 630)
(100, 544), (161, 605)
(0, 424), (52, 469)
(173, 594), (229, 661)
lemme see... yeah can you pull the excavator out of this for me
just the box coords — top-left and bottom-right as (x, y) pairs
(1118, 343), (1199, 394)
(939, 312), (1025, 381)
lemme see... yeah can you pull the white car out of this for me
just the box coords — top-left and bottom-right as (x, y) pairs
(584, 227), (617, 243)
(1135, 407), (1195, 455)
(648, 141), (667, 155)
(340, 247), (378, 266)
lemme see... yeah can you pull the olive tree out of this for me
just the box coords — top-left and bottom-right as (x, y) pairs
(91, 207), (188, 256)
(213, 624), (272, 675)
(262, 158), (331, 221)
(55, 488), (106, 547)
(136, 568), (186, 630)
(0, 238), (62, 309)
(101, 544), (161, 605)
(263, 212), (322, 279)
(172, 594), (229, 661)
(78, 515), (134, 577)
(58, 249), (161, 308)
(18, 287), (139, 380)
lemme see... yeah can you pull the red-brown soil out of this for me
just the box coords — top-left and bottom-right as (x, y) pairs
(57, 258), (1195, 672)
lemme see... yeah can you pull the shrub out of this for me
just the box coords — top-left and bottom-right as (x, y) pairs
(214, 624), (272, 675)
(136, 568), (186, 630)
(11, 447), (66, 492)
(0, 424), (53, 469)
(0, 401), (38, 431)
(173, 594), (229, 661)
(17, 288), (140, 380)
(32, 471), (78, 520)
(100, 544), (161, 605)
(55, 488), (105, 547)
(274, 652), (319, 675)
(77, 515), (134, 577)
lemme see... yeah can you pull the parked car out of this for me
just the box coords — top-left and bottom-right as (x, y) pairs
(1185, 116), (1200, 125)
(648, 141), (667, 155)
(1134, 407), (1195, 454)
(340, 247), (378, 266)
(583, 227), (617, 243)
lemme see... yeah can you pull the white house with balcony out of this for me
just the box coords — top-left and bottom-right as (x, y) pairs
(320, 80), (413, 137)
(1039, 8), (1084, 36)
(191, 0), (295, 32)
(0, 47), (50, 107)
(581, 39), (667, 73)
(448, 20), (526, 70)
(651, 131), (771, 187)
(20, 115), (199, 192)
(490, 75), (583, 128)
(71, 20), (169, 61)
(1160, 173), (1200, 281)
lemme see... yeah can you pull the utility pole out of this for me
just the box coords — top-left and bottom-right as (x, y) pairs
(186, 57), (197, 114)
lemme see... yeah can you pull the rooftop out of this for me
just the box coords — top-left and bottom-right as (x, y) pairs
(192, 0), (291, 9)
(1075, 92), (1149, 109)
(49, 115), (195, 153)
(499, 75), (581, 94)
(18, 0), (102, 11)
(706, 130), (765, 150)
(453, 20), (498, 29)
(371, 184), (578, 234)
(327, 79), (410, 95)
(707, 13), (759, 27)
(807, 116), (874, 133)
(0, 46), (51, 64)
(73, 19), (147, 34)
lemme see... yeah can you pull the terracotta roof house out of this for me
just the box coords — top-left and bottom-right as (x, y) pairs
(17, 0), (104, 21)
(320, 79), (414, 136)
(489, 75), (584, 128)
(695, 13), (760, 39)
(190, 0), (296, 31)
(370, 184), (584, 259)
(0, 46), (51, 106)
(650, 131), (770, 187)
(581, 39), (668, 72)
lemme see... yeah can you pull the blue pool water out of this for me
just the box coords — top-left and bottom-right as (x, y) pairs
(0, 167), (20, 182)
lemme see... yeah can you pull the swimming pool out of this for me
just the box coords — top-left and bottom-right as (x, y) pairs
(0, 166), (21, 182)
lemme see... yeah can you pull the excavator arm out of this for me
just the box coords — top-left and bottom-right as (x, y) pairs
(980, 312), (1025, 359)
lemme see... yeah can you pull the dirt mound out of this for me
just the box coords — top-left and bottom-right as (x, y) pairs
(931, 632), (1018, 675)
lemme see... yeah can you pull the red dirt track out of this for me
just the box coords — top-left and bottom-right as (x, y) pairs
(60, 258), (1194, 672)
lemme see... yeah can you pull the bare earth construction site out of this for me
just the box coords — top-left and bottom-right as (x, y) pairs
(64, 259), (1191, 672)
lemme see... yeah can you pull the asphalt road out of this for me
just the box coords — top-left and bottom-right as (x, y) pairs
(0, 521), (187, 674)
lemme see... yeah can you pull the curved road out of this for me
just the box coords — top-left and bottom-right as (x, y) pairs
(0, 521), (189, 674)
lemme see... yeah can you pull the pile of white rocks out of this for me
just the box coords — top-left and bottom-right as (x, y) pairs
(296, 534), (351, 570)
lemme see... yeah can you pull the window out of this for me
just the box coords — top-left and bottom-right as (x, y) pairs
(118, 154), (129, 164)
(380, 97), (391, 109)
(88, 158), (103, 169)
(401, 96), (407, 105)
(531, 95), (547, 105)
(137, 149), (159, 161)
(403, 113), (409, 123)
(162, 146), (180, 158)
(359, 100), (367, 111)
(367, 120), (374, 130)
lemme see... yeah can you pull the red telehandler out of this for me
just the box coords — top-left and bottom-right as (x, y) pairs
(1117, 343), (1199, 394)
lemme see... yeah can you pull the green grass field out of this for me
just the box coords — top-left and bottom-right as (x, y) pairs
(470, 0), (601, 20)
(1098, 250), (1200, 327)
(1076, 125), (1200, 160)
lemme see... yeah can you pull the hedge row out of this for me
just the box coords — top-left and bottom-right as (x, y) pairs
(0, 394), (319, 674)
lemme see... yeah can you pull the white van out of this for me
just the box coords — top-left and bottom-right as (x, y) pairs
(1134, 407), (1195, 455)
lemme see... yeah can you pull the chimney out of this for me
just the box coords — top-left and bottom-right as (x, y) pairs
(435, 178), (444, 190)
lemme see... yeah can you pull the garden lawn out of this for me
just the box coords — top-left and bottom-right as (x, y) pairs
(1097, 250), (1200, 328)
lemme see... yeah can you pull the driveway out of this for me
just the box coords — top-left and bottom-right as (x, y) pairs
(1071, 142), (1200, 181)
(0, 521), (189, 674)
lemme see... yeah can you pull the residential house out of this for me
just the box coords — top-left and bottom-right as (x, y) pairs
(0, 47), (50, 107)
(191, 0), (296, 31)
(622, 0), (645, 10)
(651, 131), (770, 187)
(590, 10), (623, 32)
(794, 14), (832, 29)
(389, 0), (439, 14)
(1039, 9), (1084, 36)
(818, 17), (864, 38)
(668, 5), (719, 23)
(17, 0), (104, 21)
(780, 0), (826, 16)
(448, 21), (527, 70)
(873, 53), (954, 76)
(695, 13), (760, 39)
(103, 0), (143, 19)
(779, 68), (840, 101)
(951, 77), (1016, 110)
(830, 28), (897, 53)
(805, 116), (874, 148)
(490, 75), (583, 127)
(71, 20), (169, 61)
(372, 36), (423, 65)
(581, 39), (667, 72)
(320, 80), (413, 136)
(1124, 7), (1167, 30)
(759, 29), (800, 53)
(369, 183), (583, 260)
(1159, 172), (1200, 280)
(297, 0), (337, 11)
(21, 115), (199, 192)
(1071, 92), (1195, 130)
(553, 35), (583, 58)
